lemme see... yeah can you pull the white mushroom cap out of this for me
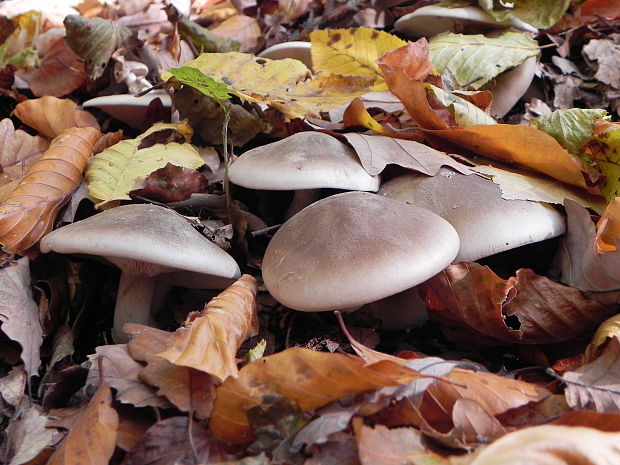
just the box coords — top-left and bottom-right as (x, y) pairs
(82, 91), (171, 129)
(40, 204), (240, 340)
(258, 41), (313, 70)
(262, 191), (459, 311)
(378, 168), (566, 262)
(228, 132), (379, 192)
(394, 5), (537, 38)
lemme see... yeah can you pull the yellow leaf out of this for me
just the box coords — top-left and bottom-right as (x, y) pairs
(310, 27), (406, 91)
(585, 316), (620, 362)
(596, 196), (620, 252)
(164, 52), (375, 120)
(85, 123), (203, 208)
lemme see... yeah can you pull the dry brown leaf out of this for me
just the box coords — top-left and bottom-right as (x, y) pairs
(157, 274), (258, 382)
(0, 118), (49, 180)
(342, 133), (471, 177)
(0, 126), (101, 254)
(210, 347), (420, 443)
(210, 15), (261, 52)
(466, 425), (620, 465)
(451, 398), (508, 445)
(13, 96), (100, 139)
(563, 337), (620, 413)
(86, 344), (171, 409)
(5, 407), (57, 465)
(421, 263), (613, 346)
(47, 377), (119, 465)
(552, 410), (620, 430)
(597, 197), (620, 252)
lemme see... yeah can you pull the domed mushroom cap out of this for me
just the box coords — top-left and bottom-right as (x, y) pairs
(262, 191), (459, 311)
(228, 131), (379, 192)
(378, 169), (566, 262)
(40, 204), (240, 280)
(258, 41), (313, 70)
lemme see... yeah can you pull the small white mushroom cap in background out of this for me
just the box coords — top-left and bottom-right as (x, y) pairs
(378, 168), (566, 263)
(258, 41), (313, 70)
(228, 131), (379, 192)
(262, 191), (459, 312)
(40, 204), (240, 341)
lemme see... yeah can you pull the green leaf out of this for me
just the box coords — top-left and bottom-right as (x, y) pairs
(245, 339), (267, 364)
(478, 0), (570, 29)
(426, 84), (497, 126)
(532, 109), (610, 156)
(86, 123), (205, 208)
(429, 32), (539, 90)
(168, 66), (234, 101)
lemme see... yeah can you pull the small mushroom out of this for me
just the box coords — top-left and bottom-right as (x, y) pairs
(40, 204), (240, 342)
(262, 191), (459, 311)
(228, 131), (379, 218)
(258, 41), (313, 70)
(378, 168), (566, 262)
(82, 91), (172, 129)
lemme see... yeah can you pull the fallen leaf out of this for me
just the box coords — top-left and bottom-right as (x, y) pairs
(0, 126), (101, 254)
(130, 163), (209, 203)
(0, 365), (27, 409)
(310, 27), (406, 91)
(0, 118), (49, 179)
(581, 0), (620, 19)
(450, 398), (507, 445)
(0, 258), (42, 378)
(421, 263), (613, 345)
(586, 314), (620, 362)
(63, 14), (133, 79)
(426, 125), (602, 193)
(119, 417), (227, 465)
(476, 0), (571, 29)
(157, 274), (258, 382)
(563, 337), (620, 413)
(467, 425), (620, 465)
(47, 376), (119, 465)
(586, 120), (620, 201)
(5, 407), (56, 465)
(425, 83), (496, 126)
(354, 422), (447, 465)
(13, 96), (100, 139)
(165, 52), (375, 119)
(597, 197), (620, 252)
(429, 31), (539, 90)
(210, 348), (419, 443)
(210, 15), (261, 52)
(177, 14), (240, 53)
(555, 199), (620, 289)
(583, 37), (620, 89)
(86, 344), (171, 409)
(342, 97), (412, 138)
(85, 123), (204, 208)
(342, 133), (471, 176)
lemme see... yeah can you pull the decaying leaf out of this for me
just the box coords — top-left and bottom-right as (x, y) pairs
(63, 14), (133, 79)
(563, 337), (620, 413)
(597, 198), (620, 252)
(0, 126), (101, 254)
(586, 315), (620, 361)
(421, 263), (614, 345)
(13, 96), (100, 139)
(0, 118), (49, 179)
(472, 0), (571, 29)
(130, 163), (209, 203)
(310, 27), (406, 90)
(0, 258), (42, 378)
(47, 377), (119, 465)
(157, 274), (258, 382)
(587, 120), (620, 201)
(429, 31), (539, 90)
(210, 14), (261, 52)
(5, 407), (57, 465)
(177, 14), (240, 53)
(426, 83), (496, 126)
(85, 123), (204, 208)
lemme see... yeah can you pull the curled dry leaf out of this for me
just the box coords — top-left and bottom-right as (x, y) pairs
(420, 263), (613, 346)
(13, 96), (100, 139)
(157, 274), (258, 382)
(46, 377), (119, 465)
(130, 163), (209, 203)
(210, 347), (419, 443)
(0, 118), (49, 180)
(0, 126), (101, 254)
(563, 337), (620, 413)
(5, 407), (57, 465)
(585, 314), (620, 361)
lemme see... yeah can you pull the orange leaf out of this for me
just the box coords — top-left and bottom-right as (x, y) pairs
(209, 347), (419, 443)
(47, 378), (118, 465)
(0, 126), (101, 254)
(597, 197), (620, 252)
(157, 274), (258, 382)
(13, 96), (100, 139)
(426, 125), (602, 193)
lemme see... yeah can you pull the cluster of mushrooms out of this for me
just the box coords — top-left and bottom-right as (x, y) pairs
(40, 131), (566, 342)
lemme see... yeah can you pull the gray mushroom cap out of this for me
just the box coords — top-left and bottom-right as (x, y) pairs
(228, 131), (379, 191)
(378, 168), (566, 262)
(262, 191), (459, 311)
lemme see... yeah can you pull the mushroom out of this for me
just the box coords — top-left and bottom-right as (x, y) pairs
(262, 191), (459, 311)
(258, 41), (313, 70)
(228, 131), (379, 218)
(82, 91), (172, 129)
(378, 168), (566, 262)
(40, 204), (240, 342)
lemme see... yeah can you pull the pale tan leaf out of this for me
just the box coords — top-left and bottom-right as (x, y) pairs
(0, 118), (49, 180)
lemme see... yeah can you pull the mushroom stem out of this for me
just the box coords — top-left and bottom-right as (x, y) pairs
(285, 189), (322, 219)
(113, 273), (156, 342)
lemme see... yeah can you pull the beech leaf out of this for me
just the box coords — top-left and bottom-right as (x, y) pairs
(85, 123), (204, 208)
(586, 120), (620, 201)
(157, 274), (258, 382)
(429, 31), (539, 90)
(474, 0), (571, 29)
(0, 126), (101, 254)
(167, 66), (233, 100)
(0, 118), (49, 180)
(5, 407), (56, 465)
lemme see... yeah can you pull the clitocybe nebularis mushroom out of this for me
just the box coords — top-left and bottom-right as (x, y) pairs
(378, 168), (566, 262)
(228, 131), (379, 218)
(262, 191), (459, 311)
(40, 204), (240, 342)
